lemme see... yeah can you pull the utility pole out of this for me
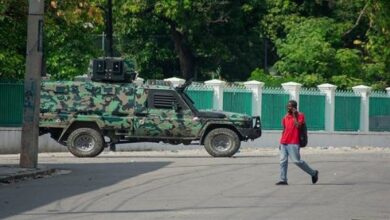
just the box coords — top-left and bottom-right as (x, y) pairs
(106, 0), (116, 152)
(20, 0), (44, 168)
(106, 0), (113, 57)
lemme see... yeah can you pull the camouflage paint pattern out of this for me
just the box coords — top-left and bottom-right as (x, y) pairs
(199, 110), (253, 128)
(40, 80), (135, 131)
(40, 79), (259, 140)
(133, 108), (203, 138)
(131, 86), (203, 137)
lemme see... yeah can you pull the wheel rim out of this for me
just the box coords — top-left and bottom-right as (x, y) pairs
(211, 134), (232, 152)
(73, 133), (95, 152)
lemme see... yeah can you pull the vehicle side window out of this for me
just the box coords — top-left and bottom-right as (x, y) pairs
(153, 93), (176, 109)
(147, 91), (176, 109)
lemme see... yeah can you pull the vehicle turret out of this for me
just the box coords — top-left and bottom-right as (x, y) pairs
(89, 57), (137, 83)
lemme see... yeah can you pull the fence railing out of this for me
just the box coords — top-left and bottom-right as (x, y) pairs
(1, 79), (390, 133)
(335, 90), (361, 131)
(0, 82), (24, 127)
(299, 88), (326, 131)
(185, 84), (214, 110)
(369, 91), (390, 131)
(223, 86), (252, 115)
(261, 87), (289, 130)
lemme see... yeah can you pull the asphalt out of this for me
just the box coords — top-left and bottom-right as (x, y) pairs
(1, 148), (390, 220)
(1, 146), (389, 184)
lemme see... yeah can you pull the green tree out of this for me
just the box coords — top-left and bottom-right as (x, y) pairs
(259, 0), (390, 89)
(115, 0), (266, 80)
(334, 49), (362, 78)
(273, 18), (341, 78)
(363, 0), (390, 89)
(0, 0), (105, 80)
(0, 1), (28, 80)
(1, 0), (389, 88)
(249, 68), (295, 87)
(44, 0), (104, 79)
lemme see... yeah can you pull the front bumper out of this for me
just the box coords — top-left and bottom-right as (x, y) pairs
(238, 116), (262, 140)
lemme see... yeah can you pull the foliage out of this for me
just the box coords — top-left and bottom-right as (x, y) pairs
(0, 0), (389, 90)
(260, 0), (390, 90)
(0, 0), (105, 80)
(334, 49), (362, 78)
(249, 68), (326, 88)
(0, 1), (28, 80)
(330, 75), (363, 89)
(273, 18), (340, 78)
(44, 0), (104, 79)
(249, 68), (293, 87)
(295, 74), (326, 88)
(116, 0), (266, 80)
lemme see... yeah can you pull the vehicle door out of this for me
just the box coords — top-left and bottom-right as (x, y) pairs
(133, 89), (202, 138)
(99, 84), (135, 133)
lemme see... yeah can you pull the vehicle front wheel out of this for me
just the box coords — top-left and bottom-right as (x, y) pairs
(67, 128), (104, 157)
(204, 128), (240, 157)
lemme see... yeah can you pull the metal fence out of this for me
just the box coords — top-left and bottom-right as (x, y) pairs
(0, 82), (24, 126)
(186, 84), (214, 110)
(2, 81), (390, 133)
(299, 88), (326, 130)
(369, 91), (390, 131)
(223, 86), (252, 115)
(335, 90), (361, 131)
(261, 87), (290, 130)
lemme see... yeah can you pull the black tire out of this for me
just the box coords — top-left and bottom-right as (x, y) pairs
(67, 128), (104, 157)
(204, 128), (240, 157)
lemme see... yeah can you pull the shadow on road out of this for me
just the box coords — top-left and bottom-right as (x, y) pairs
(0, 161), (170, 219)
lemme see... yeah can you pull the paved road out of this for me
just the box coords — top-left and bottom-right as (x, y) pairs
(1, 149), (390, 220)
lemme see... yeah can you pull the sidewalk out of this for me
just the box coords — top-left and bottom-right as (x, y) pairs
(0, 164), (56, 184)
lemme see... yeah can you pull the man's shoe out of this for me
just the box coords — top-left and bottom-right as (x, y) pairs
(275, 181), (288, 185)
(312, 170), (319, 184)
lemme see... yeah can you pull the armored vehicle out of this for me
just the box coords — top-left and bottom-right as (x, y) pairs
(39, 58), (261, 157)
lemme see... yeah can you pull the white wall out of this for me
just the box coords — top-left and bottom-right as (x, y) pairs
(0, 128), (66, 154)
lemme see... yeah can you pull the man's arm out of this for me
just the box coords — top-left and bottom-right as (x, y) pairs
(293, 109), (304, 128)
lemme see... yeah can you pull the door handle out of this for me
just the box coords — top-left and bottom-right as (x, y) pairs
(135, 112), (149, 117)
(111, 112), (128, 116)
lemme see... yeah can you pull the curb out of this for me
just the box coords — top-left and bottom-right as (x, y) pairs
(0, 167), (57, 184)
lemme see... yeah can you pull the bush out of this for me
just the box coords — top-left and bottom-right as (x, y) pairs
(330, 75), (363, 90)
(249, 68), (294, 87)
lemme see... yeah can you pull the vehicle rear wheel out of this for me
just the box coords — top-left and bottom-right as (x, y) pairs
(204, 128), (240, 157)
(67, 128), (104, 157)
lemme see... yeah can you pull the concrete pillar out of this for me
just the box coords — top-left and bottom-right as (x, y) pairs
(353, 85), (372, 132)
(386, 87), (390, 96)
(164, 77), (185, 87)
(318, 83), (337, 132)
(204, 79), (225, 110)
(281, 82), (302, 109)
(244, 80), (264, 117)
(134, 77), (144, 86)
(21, 0), (45, 168)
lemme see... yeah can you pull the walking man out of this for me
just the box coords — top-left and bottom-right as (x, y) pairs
(276, 100), (319, 185)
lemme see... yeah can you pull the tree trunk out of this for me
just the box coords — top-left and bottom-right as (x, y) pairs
(169, 24), (195, 80)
